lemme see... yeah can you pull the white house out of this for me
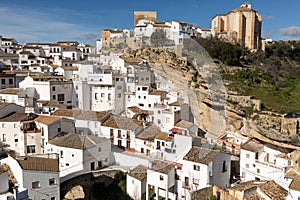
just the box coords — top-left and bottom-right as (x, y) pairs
(52, 108), (110, 136)
(179, 146), (231, 199)
(46, 133), (111, 180)
(146, 161), (176, 200)
(240, 139), (293, 190)
(0, 155), (60, 200)
(135, 123), (161, 156)
(127, 165), (148, 200)
(0, 88), (39, 109)
(100, 115), (144, 151)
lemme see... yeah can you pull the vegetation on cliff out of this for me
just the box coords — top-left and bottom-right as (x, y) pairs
(195, 37), (300, 113)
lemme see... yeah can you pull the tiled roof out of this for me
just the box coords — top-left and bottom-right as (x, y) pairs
(17, 156), (59, 172)
(149, 161), (174, 174)
(289, 179), (300, 191)
(49, 133), (108, 150)
(183, 146), (219, 165)
(34, 115), (60, 125)
(136, 124), (161, 141)
(285, 168), (300, 180)
(174, 120), (194, 129)
(0, 102), (11, 109)
(259, 180), (287, 200)
(0, 88), (24, 95)
(241, 139), (264, 152)
(155, 132), (170, 141)
(61, 66), (78, 71)
(0, 112), (38, 122)
(128, 165), (147, 181)
(230, 180), (287, 200)
(52, 108), (110, 122)
(102, 115), (143, 131)
(149, 90), (167, 95)
(0, 54), (18, 57)
(168, 101), (182, 106)
(128, 106), (153, 115)
(0, 164), (18, 183)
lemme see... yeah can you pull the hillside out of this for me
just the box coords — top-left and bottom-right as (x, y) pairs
(196, 38), (300, 114)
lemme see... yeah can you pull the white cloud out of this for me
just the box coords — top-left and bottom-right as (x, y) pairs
(0, 6), (99, 44)
(279, 26), (300, 37)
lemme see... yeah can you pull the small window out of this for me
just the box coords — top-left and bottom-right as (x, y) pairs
(98, 147), (101, 152)
(49, 178), (56, 185)
(52, 95), (56, 100)
(246, 164), (249, 168)
(193, 178), (199, 185)
(72, 154), (74, 157)
(193, 165), (200, 171)
(52, 86), (56, 91)
(160, 175), (164, 181)
(14, 139), (18, 143)
(118, 93), (121, 98)
(51, 197), (56, 200)
(157, 119), (161, 124)
(257, 168), (260, 173)
(144, 96), (146, 99)
(32, 181), (40, 189)
(66, 163), (69, 166)
(246, 154), (250, 158)
(2, 134), (6, 142)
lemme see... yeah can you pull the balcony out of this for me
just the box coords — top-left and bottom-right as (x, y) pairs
(182, 184), (190, 190)
(255, 159), (286, 171)
(21, 128), (41, 133)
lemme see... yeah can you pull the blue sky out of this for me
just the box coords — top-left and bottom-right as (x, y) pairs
(1, 0), (299, 45)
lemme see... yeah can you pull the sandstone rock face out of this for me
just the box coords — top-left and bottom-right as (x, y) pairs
(64, 185), (85, 200)
(125, 47), (300, 147)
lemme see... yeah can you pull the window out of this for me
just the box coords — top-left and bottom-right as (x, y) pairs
(52, 95), (56, 100)
(193, 178), (199, 185)
(32, 181), (40, 189)
(101, 93), (105, 98)
(26, 145), (36, 153)
(60, 150), (63, 158)
(138, 96), (141, 99)
(58, 128), (61, 132)
(51, 197), (56, 200)
(193, 165), (200, 171)
(14, 124), (17, 128)
(57, 94), (65, 101)
(166, 117), (170, 123)
(98, 147), (101, 152)
(222, 161), (227, 172)
(1, 79), (5, 85)
(110, 129), (114, 137)
(246, 154), (250, 158)
(246, 164), (249, 168)
(2, 124), (5, 128)
(66, 163), (69, 166)
(52, 86), (56, 91)
(14, 139), (18, 143)
(49, 178), (56, 185)
(157, 110), (161, 114)
(108, 93), (111, 101)
(117, 86), (122, 90)
(76, 85), (78, 90)
(127, 131), (130, 139)
(117, 93), (121, 98)
(149, 104), (151, 107)
(144, 96), (146, 99)
(2, 134), (6, 142)
(160, 175), (164, 181)
(157, 119), (161, 124)
(257, 168), (260, 173)
(9, 79), (13, 85)
(95, 93), (98, 100)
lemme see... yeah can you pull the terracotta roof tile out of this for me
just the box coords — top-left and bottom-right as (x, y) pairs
(102, 115), (143, 131)
(17, 156), (59, 172)
(128, 165), (147, 181)
(49, 133), (108, 150)
(52, 108), (110, 122)
(0, 88), (24, 95)
(136, 124), (161, 141)
(149, 161), (174, 174)
(34, 115), (60, 125)
(183, 146), (219, 165)
(241, 139), (264, 152)
(0, 113), (38, 122)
